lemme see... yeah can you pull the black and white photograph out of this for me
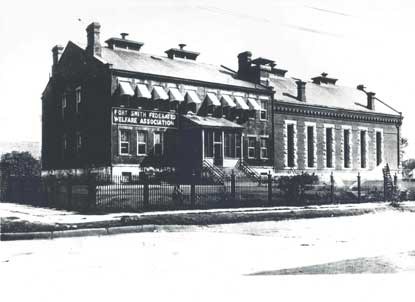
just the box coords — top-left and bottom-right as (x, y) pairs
(1, 0), (415, 301)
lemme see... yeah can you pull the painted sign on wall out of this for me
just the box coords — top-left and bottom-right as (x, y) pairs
(112, 108), (177, 128)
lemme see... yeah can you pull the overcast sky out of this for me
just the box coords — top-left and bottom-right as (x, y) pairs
(0, 0), (414, 157)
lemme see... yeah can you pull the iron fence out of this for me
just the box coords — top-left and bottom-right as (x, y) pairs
(0, 172), (411, 213)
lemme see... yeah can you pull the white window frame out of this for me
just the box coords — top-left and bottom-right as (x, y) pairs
(323, 124), (336, 169)
(304, 122), (317, 169)
(247, 135), (257, 159)
(358, 127), (369, 170)
(153, 131), (164, 156)
(137, 131), (147, 156)
(259, 100), (267, 121)
(342, 125), (353, 169)
(374, 128), (384, 166)
(119, 129), (131, 156)
(260, 135), (269, 159)
(75, 86), (82, 113)
(284, 120), (297, 169)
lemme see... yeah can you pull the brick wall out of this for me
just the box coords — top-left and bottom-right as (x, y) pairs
(273, 112), (399, 177)
(109, 75), (274, 170)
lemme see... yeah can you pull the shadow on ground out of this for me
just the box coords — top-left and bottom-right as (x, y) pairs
(248, 256), (400, 275)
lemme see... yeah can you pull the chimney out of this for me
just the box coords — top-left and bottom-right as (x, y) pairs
(296, 80), (306, 102)
(367, 92), (376, 110)
(86, 22), (101, 57)
(237, 51), (252, 81)
(51, 45), (64, 76)
(356, 84), (376, 110)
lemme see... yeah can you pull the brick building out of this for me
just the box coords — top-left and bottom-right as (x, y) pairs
(41, 22), (402, 182)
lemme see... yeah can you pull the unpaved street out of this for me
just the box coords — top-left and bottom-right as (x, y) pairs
(1, 210), (415, 301)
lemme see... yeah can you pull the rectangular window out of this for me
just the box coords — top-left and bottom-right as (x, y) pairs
(235, 135), (241, 158)
(248, 137), (256, 159)
(75, 87), (81, 113)
(62, 93), (67, 118)
(306, 125), (315, 168)
(137, 131), (147, 155)
(287, 124), (295, 167)
(376, 130), (383, 166)
(260, 137), (268, 159)
(154, 132), (164, 156)
(325, 127), (334, 168)
(204, 130), (214, 158)
(120, 129), (130, 155)
(360, 130), (367, 168)
(260, 100), (267, 120)
(343, 128), (351, 168)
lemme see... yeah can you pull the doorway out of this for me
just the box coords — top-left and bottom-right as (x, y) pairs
(214, 143), (223, 166)
(213, 130), (223, 166)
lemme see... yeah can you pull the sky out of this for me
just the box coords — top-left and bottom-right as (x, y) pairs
(0, 0), (414, 157)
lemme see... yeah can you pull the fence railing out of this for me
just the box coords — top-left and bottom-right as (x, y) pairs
(0, 171), (411, 213)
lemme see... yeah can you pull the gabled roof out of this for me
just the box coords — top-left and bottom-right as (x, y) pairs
(99, 46), (268, 91)
(269, 77), (400, 116)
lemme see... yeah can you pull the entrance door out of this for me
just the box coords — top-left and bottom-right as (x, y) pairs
(213, 130), (223, 166)
(214, 143), (223, 166)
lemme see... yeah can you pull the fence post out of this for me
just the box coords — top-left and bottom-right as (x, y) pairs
(330, 172), (334, 204)
(231, 169), (236, 203)
(357, 172), (361, 203)
(268, 171), (272, 206)
(143, 173), (149, 209)
(190, 170), (196, 208)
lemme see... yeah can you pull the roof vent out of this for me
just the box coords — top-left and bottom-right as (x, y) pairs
(311, 72), (338, 85)
(165, 44), (200, 60)
(105, 33), (144, 52)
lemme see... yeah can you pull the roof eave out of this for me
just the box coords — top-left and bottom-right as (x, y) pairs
(275, 100), (403, 121)
(110, 68), (273, 95)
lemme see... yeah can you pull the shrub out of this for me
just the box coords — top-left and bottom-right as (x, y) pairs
(276, 173), (319, 205)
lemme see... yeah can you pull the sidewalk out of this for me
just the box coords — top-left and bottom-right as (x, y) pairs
(1, 201), (414, 240)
